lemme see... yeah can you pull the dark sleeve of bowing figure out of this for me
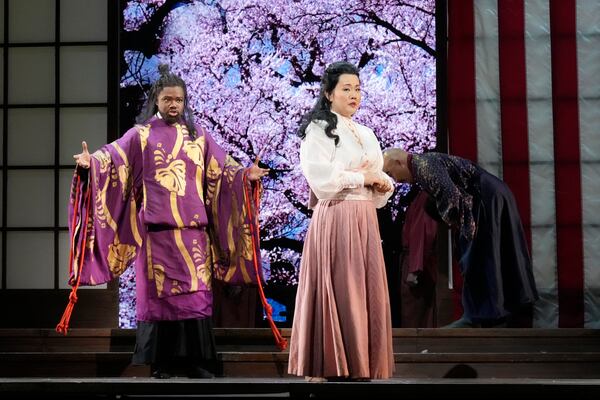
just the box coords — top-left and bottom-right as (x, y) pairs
(410, 152), (479, 241)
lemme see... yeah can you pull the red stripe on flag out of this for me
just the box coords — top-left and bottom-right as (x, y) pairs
(498, 0), (532, 252)
(447, 0), (477, 319)
(447, 0), (477, 161)
(550, 0), (584, 327)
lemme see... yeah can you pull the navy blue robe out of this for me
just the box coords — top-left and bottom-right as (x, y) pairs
(409, 152), (538, 321)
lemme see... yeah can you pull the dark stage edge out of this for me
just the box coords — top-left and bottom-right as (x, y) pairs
(2, 378), (600, 400)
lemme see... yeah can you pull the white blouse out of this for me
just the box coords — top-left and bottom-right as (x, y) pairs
(299, 112), (394, 209)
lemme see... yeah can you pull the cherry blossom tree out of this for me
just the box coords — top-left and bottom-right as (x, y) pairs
(119, 0), (436, 327)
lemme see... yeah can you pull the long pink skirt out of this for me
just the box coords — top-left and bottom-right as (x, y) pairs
(288, 200), (394, 379)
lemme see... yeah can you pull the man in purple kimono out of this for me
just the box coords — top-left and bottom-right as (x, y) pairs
(67, 65), (269, 378)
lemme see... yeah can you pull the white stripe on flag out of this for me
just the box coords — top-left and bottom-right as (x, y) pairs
(525, 0), (559, 328)
(474, 0), (502, 178)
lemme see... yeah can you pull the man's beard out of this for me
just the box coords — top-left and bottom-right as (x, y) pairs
(159, 110), (181, 125)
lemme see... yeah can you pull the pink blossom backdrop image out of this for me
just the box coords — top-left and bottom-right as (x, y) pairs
(119, 0), (436, 328)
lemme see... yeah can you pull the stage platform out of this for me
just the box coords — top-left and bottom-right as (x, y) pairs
(2, 377), (600, 400)
(1, 328), (599, 398)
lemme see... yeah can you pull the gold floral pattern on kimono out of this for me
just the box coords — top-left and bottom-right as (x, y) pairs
(240, 224), (254, 261)
(118, 165), (133, 200)
(224, 155), (243, 185)
(92, 149), (112, 173)
(205, 155), (222, 206)
(107, 240), (137, 276)
(223, 191), (254, 283)
(86, 215), (96, 250)
(228, 219), (254, 262)
(227, 190), (252, 261)
(153, 264), (165, 296)
(192, 234), (212, 289)
(94, 164), (118, 232)
(154, 147), (186, 196)
(86, 235), (95, 251)
(171, 280), (182, 295)
(95, 191), (108, 229)
(136, 124), (151, 152)
(183, 135), (205, 167)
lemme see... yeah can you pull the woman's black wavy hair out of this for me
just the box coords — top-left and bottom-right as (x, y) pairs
(297, 61), (360, 145)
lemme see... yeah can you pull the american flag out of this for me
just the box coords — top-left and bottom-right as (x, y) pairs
(447, 0), (599, 327)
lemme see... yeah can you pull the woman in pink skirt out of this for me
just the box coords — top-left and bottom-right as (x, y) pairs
(288, 61), (395, 381)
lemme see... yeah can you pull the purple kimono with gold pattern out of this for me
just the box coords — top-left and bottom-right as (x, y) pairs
(68, 117), (261, 322)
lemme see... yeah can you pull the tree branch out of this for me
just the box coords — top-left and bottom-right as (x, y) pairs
(283, 189), (312, 217)
(260, 237), (304, 252)
(358, 11), (436, 58)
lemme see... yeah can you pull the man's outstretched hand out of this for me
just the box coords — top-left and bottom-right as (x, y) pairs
(73, 141), (91, 169)
(246, 163), (269, 181)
